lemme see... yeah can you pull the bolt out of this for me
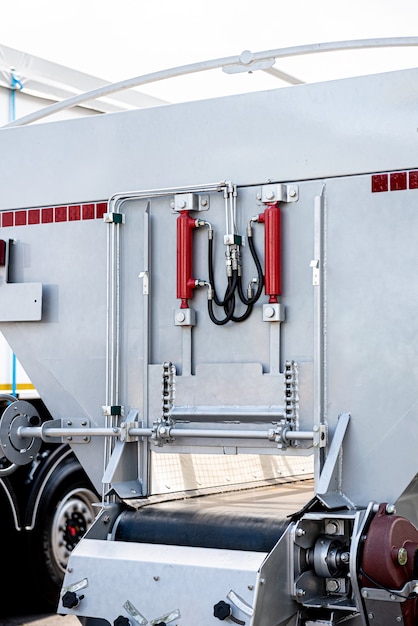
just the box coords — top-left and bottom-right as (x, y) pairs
(386, 504), (396, 515)
(289, 188), (297, 197)
(340, 552), (350, 564)
(103, 515), (110, 524)
(248, 585), (254, 591)
(62, 591), (84, 609)
(67, 436), (72, 441)
(240, 50), (254, 65)
(396, 617), (402, 623)
(256, 192), (262, 201)
(296, 588), (305, 598)
(213, 600), (231, 621)
(368, 613), (374, 620)
(201, 198), (208, 207)
(265, 191), (275, 200)
(153, 575), (160, 581)
(296, 527), (305, 537)
(325, 521), (339, 535)
(177, 199), (186, 209)
(264, 306), (275, 318)
(397, 547), (408, 566)
(326, 579), (340, 593)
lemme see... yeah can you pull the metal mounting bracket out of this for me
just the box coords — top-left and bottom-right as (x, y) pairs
(316, 412), (351, 509)
(172, 192), (210, 212)
(259, 183), (299, 204)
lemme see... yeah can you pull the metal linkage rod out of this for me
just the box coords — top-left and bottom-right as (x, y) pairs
(17, 423), (314, 442)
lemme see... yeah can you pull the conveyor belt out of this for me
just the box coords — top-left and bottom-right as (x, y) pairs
(113, 479), (314, 552)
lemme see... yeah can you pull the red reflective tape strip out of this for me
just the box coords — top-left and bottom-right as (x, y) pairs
(82, 203), (95, 219)
(372, 170), (418, 192)
(42, 208), (53, 223)
(28, 209), (40, 224)
(96, 202), (107, 219)
(2, 212), (14, 227)
(371, 174), (388, 192)
(390, 172), (407, 191)
(409, 171), (418, 189)
(69, 205), (81, 221)
(55, 206), (67, 222)
(1, 202), (108, 227)
(15, 210), (27, 226)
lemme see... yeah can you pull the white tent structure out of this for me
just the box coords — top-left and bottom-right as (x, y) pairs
(0, 43), (166, 126)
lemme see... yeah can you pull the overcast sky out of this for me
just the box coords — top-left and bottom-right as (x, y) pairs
(1, 0), (418, 101)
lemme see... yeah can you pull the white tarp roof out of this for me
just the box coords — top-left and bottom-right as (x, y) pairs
(0, 43), (166, 115)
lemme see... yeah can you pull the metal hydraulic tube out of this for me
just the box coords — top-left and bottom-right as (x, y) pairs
(176, 210), (198, 308)
(258, 201), (282, 303)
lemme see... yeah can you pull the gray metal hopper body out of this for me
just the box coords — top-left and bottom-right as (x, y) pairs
(0, 65), (417, 626)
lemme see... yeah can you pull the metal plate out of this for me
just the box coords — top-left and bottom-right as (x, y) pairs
(0, 400), (42, 464)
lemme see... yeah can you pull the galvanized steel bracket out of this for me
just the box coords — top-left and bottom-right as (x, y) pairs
(259, 183), (299, 204)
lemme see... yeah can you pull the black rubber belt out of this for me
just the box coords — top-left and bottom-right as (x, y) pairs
(113, 481), (313, 552)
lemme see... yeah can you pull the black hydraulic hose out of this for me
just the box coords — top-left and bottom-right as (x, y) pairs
(206, 224), (263, 324)
(210, 275), (236, 325)
(229, 299), (253, 322)
(208, 296), (236, 325)
(207, 273), (253, 324)
(208, 236), (237, 307)
(237, 232), (264, 306)
(223, 275), (253, 322)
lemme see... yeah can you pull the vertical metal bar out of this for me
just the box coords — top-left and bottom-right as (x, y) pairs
(313, 188), (326, 485)
(181, 327), (193, 376)
(103, 214), (112, 499)
(103, 206), (122, 500)
(141, 203), (150, 495)
(11, 353), (16, 396)
(115, 217), (121, 408)
(269, 324), (281, 375)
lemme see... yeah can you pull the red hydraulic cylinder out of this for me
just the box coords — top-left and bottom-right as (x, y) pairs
(259, 202), (282, 303)
(176, 210), (197, 308)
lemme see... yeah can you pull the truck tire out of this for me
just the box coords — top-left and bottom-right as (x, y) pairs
(27, 450), (99, 610)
